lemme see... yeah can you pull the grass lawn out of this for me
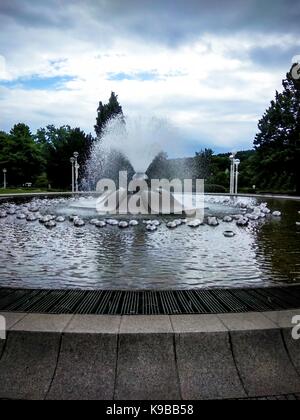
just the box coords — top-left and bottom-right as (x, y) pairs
(0, 188), (68, 195)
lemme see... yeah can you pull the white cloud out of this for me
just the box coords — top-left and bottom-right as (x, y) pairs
(0, 55), (10, 80)
(0, 1), (298, 154)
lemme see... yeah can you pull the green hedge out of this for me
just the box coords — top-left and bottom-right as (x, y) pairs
(204, 184), (227, 193)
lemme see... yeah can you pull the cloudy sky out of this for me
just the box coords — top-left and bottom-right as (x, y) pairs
(0, 0), (300, 156)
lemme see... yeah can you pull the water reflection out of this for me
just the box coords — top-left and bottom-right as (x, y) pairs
(0, 197), (299, 290)
(253, 199), (300, 285)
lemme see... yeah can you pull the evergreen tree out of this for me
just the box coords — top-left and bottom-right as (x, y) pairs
(254, 64), (300, 193)
(94, 92), (123, 137)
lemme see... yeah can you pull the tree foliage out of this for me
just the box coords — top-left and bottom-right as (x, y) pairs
(0, 124), (45, 186)
(94, 92), (123, 138)
(102, 149), (135, 187)
(37, 125), (94, 189)
(253, 65), (300, 193)
(194, 148), (214, 180)
(147, 152), (171, 179)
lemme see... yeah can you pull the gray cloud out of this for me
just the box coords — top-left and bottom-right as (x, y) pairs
(0, 0), (74, 28)
(78, 0), (300, 44)
(1, 0), (299, 153)
(248, 45), (298, 70)
(1, 0), (299, 65)
(1, 0), (300, 46)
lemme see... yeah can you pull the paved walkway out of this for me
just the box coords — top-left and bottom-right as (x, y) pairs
(237, 394), (300, 400)
(0, 310), (300, 400)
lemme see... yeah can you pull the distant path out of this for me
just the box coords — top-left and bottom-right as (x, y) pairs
(206, 193), (300, 201)
(0, 191), (300, 201)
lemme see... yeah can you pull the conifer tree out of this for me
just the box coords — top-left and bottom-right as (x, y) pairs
(94, 92), (123, 137)
(254, 64), (300, 193)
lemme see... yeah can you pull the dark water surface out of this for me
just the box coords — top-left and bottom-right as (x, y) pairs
(0, 196), (299, 290)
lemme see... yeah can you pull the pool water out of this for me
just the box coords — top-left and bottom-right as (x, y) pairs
(0, 196), (299, 290)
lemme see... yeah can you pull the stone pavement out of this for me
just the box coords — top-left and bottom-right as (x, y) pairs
(0, 310), (300, 400)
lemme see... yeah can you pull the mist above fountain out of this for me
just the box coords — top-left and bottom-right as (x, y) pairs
(84, 115), (183, 189)
(79, 115), (199, 216)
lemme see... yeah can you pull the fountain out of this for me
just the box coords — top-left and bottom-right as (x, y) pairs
(74, 116), (200, 217)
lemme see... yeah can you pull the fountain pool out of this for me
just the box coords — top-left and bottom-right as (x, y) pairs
(0, 194), (299, 290)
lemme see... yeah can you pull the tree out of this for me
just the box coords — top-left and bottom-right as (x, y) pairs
(39, 125), (94, 189)
(234, 150), (256, 190)
(90, 92), (135, 187)
(254, 65), (300, 193)
(94, 92), (124, 137)
(194, 149), (214, 180)
(0, 131), (10, 186)
(102, 149), (135, 187)
(146, 152), (171, 179)
(0, 131), (10, 162)
(0, 124), (45, 186)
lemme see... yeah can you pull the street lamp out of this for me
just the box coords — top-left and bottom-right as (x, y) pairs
(229, 153), (236, 194)
(73, 152), (79, 193)
(234, 159), (240, 195)
(3, 168), (7, 189)
(70, 158), (75, 193)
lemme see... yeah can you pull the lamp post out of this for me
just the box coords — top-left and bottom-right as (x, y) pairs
(3, 168), (7, 189)
(229, 154), (236, 194)
(70, 158), (75, 193)
(234, 159), (240, 195)
(73, 152), (79, 193)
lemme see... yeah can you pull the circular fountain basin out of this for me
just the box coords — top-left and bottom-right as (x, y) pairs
(0, 194), (299, 290)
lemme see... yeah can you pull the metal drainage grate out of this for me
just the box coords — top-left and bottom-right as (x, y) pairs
(0, 286), (300, 315)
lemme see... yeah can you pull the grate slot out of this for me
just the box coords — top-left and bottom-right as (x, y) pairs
(186, 290), (211, 313)
(159, 291), (181, 315)
(142, 291), (160, 315)
(230, 289), (273, 311)
(120, 291), (139, 315)
(50, 290), (87, 314)
(194, 290), (228, 313)
(176, 291), (197, 314)
(0, 286), (300, 315)
(27, 290), (67, 313)
(107, 291), (123, 315)
(258, 288), (300, 309)
(211, 290), (249, 313)
(95, 291), (113, 314)
(0, 289), (15, 300)
(246, 289), (285, 310)
(75, 290), (104, 314)
(5, 290), (50, 312)
(0, 289), (32, 310)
